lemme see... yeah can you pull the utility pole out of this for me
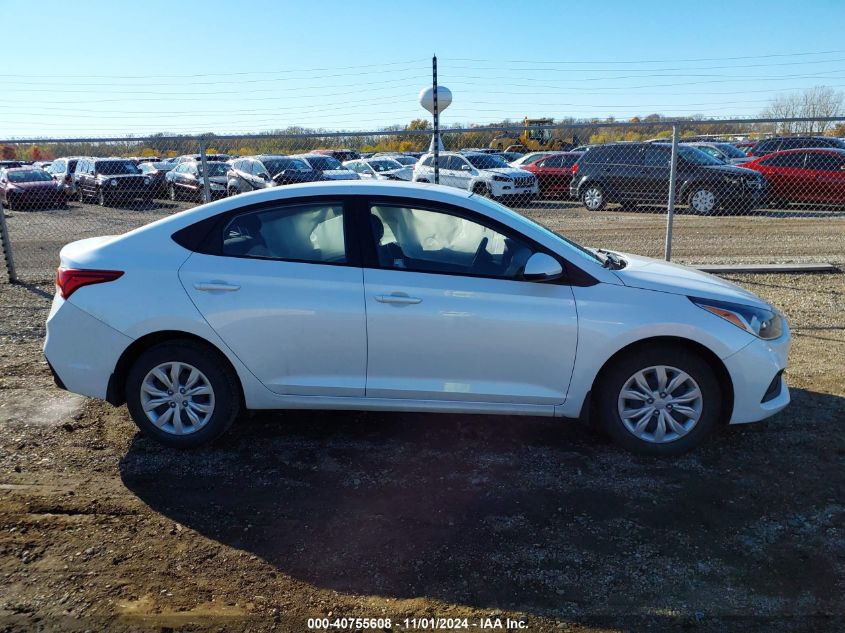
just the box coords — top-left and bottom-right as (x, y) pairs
(432, 55), (439, 185)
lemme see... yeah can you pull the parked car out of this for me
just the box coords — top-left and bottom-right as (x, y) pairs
(521, 152), (584, 197)
(681, 142), (754, 165)
(295, 154), (360, 180)
(165, 160), (229, 201)
(45, 181), (791, 456)
(343, 157), (413, 181)
(742, 148), (845, 207)
(509, 151), (556, 169)
(75, 158), (154, 206)
(138, 161), (176, 198)
(570, 143), (766, 214)
(173, 154), (231, 165)
(311, 149), (361, 163)
(47, 157), (86, 200)
(226, 155), (321, 196)
(749, 136), (845, 157)
(0, 167), (66, 210)
(413, 151), (538, 201)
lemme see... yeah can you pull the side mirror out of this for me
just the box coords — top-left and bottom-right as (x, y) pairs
(460, 164), (472, 171)
(522, 252), (564, 282)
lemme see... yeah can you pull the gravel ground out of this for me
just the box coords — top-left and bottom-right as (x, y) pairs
(0, 267), (843, 632)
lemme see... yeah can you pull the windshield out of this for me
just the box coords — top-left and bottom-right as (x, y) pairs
(198, 162), (229, 177)
(466, 154), (508, 169)
(96, 160), (141, 175)
(678, 146), (724, 166)
(473, 195), (602, 265)
(7, 169), (52, 182)
(264, 158), (311, 174)
(369, 159), (403, 172)
(305, 156), (343, 170)
(393, 155), (417, 165)
(713, 143), (748, 159)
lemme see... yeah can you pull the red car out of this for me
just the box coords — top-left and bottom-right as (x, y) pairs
(0, 166), (67, 210)
(521, 151), (583, 197)
(743, 148), (845, 207)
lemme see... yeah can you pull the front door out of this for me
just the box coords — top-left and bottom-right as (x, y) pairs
(178, 200), (367, 397)
(362, 201), (578, 405)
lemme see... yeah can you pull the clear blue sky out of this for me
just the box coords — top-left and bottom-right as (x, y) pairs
(2, 0), (844, 139)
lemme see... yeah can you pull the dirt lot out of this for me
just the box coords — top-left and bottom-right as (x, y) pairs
(0, 200), (843, 632)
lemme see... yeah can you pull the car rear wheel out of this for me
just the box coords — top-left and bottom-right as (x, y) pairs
(581, 184), (606, 211)
(126, 341), (241, 448)
(595, 345), (721, 456)
(688, 187), (718, 215)
(473, 183), (491, 197)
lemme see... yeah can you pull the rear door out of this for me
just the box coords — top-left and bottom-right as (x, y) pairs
(758, 153), (808, 202)
(804, 152), (845, 203)
(640, 145), (672, 201)
(179, 199), (367, 396)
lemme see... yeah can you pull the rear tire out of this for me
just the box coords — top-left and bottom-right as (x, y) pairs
(581, 184), (606, 211)
(125, 341), (241, 449)
(595, 344), (721, 456)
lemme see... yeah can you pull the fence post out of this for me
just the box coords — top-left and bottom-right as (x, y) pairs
(199, 140), (211, 204)
(664, 124), (680, 261)
(0, 203), (17, 283)
(432, 55), (440, 185)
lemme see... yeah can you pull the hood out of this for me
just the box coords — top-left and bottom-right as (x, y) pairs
(9, 180), (59, 190)
(482, 167), (532, 178)
(729, 157), (754, 165)
(378, 167), (414, 181)
(700, 164), (759, 177)
(321, 170), (359, 180)
(610, 252), (769, 307)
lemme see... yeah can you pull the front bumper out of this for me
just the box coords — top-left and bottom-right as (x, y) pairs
(723, 323), (791, 424)
(491, 181), (539, 197)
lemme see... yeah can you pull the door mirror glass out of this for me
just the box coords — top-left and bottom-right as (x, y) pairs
(460, 164), (472, 171)
(522, 252), (563, 282)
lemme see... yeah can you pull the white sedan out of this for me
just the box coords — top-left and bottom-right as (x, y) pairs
(44, 181), (790, 455)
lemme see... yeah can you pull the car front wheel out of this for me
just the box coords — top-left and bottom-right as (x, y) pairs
(126, 341), (241, 448)
(595, 345), (721, 456)
(581, 184), (606, 211)
(688, 187), (718, 215)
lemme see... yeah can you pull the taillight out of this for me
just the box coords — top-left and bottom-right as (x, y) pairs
(56, 267), (124, 299)
(571, 163), (579, 175)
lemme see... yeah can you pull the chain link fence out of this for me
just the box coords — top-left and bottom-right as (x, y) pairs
(1, 117), (844, 283)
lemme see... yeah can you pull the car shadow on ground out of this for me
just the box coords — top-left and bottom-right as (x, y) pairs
(119, 387), (844, 622)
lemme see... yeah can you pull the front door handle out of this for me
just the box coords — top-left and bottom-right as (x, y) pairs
(375, 293), (422, 305)
(194, 281), (241, 292)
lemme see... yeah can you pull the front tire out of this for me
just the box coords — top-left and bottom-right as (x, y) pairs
(688, 186), (718, 215)
(126, 341), (241, 448)
(595, 345), (721, 456)
(581, 184), (606, 211)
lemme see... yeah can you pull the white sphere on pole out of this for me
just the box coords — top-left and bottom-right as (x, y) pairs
(418, 86), (452, 114)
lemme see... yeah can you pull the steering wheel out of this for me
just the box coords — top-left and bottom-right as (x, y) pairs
(469, 237), (489, 272)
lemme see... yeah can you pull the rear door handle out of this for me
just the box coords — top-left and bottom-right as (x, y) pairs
(194, 281), (240, 292)
(375, 293), (422, 305)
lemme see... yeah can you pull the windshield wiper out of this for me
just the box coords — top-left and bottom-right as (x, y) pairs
(597, 248), (626, 270)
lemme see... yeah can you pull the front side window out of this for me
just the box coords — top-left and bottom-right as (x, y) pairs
(540, 155), (564, 168)
(465, 154), (508, 170)
(223, 203), (346, 263)
(643, 146), (671, 166)
(96, 160), (141, 175)
(760, 153), (807, 169)
(369, 205), (535, 279)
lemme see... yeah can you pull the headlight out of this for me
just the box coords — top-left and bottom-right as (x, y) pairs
(143, 177), (151, 185)
(109, 179), (118, 187)
(690, 297), (783, 340)
(492, 175), (511, 182)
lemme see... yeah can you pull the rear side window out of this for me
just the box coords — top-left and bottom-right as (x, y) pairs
(643, 146), (670, 166)
(540, 155), (564, 168)
(421, 156), (434, 167)
(222, 203), (346, 264)
(804, 153), (845, 171)
(586, 145), (642, 165)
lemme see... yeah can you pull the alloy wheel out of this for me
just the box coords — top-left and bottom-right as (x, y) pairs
(583, 186), (603, 210)
(690, 189), (717, 215)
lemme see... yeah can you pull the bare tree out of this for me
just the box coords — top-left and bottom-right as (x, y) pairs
(762, 86), (844, 134)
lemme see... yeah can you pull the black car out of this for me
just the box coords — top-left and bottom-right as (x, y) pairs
(138, 161), (176, 198)
(226, 155), (321, 195)
(165, 160), (229, 201)
(750, 136), (845, 157)
(75, 158), (154, 206)
(570, 142), (766, 215)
